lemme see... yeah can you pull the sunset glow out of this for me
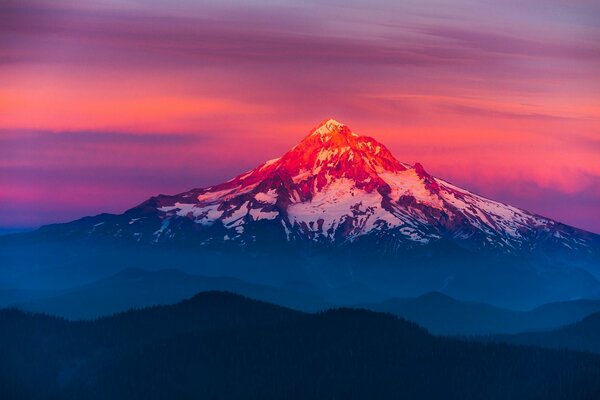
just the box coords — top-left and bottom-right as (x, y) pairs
(1, 0), (599, 233)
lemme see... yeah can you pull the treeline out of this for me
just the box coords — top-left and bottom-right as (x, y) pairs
(1, 292), (600, 399)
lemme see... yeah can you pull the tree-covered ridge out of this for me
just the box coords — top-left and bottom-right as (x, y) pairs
(1, 292), (600, 399)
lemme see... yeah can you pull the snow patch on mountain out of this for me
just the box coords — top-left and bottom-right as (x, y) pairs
(287, 178), (399, 240)
(254, 190), (278, 204)
(379, 168), (443, 209)
(143, 119), (597, 253)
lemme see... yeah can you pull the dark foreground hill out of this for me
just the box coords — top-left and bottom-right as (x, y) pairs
(1, 292), (600, 400)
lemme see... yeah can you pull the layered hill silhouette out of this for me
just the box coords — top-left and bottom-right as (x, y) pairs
(8, 268), (327, 318)
(484, 312), (600, 354)
(8, 268), (600, 336)
(361, 292), (600, 335)
(2, 292), (600, 400)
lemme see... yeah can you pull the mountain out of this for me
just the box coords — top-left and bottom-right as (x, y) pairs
(10, 268), (600, 333)
(483, 312), (600, 355)
(11, 268), (327, 319)
(31, 119), (600, 252)
(2, 292), (600, 400)
(9, 269), (600, 335)
(1, 119), (599, 308)
(361, 292), (600, 335)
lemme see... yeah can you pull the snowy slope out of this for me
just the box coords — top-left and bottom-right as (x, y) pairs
(135, 118), (593, 255)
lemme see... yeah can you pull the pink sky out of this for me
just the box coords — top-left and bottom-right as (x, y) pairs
(1, 0), (599, 233)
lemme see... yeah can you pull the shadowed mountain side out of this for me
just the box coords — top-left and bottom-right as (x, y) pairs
(1, 292), (600, 399)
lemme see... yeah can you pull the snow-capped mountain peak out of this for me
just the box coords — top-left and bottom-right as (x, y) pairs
(310, 117), (348, 138)
(18, 119), (599, 311)
(113, 119), (595, 254)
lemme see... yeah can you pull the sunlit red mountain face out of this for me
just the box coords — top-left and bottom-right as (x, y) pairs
(90, 118), (595, 251)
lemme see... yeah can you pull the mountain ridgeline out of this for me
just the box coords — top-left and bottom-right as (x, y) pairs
(481, 312), (600, 355)
(6, 268), (600, 337)
(1, 119), (599, 309)
(2, 292), (600, 400)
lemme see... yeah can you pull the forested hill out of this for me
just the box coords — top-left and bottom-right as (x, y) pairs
(1, 292), (600, 400)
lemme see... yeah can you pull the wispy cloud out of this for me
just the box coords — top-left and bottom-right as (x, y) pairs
(1, 0), (598, 233)
(436, 103), (587, 121)
(422, 26), (600, 61)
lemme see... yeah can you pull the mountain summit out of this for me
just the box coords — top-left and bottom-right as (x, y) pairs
(124, 118), (594, 253)
(267, 117), (411, 195)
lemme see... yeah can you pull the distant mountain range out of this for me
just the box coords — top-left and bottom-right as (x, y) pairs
(1, 119), (599, 308)
(361, 292), (600, 335)
(5, 268), (600, 337)
(2, 292), (600, 399)
(7, 268), (327, 318)
(482, 312), (600, 354)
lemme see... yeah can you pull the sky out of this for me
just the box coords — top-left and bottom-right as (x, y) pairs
(1, 0), (599, 233)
